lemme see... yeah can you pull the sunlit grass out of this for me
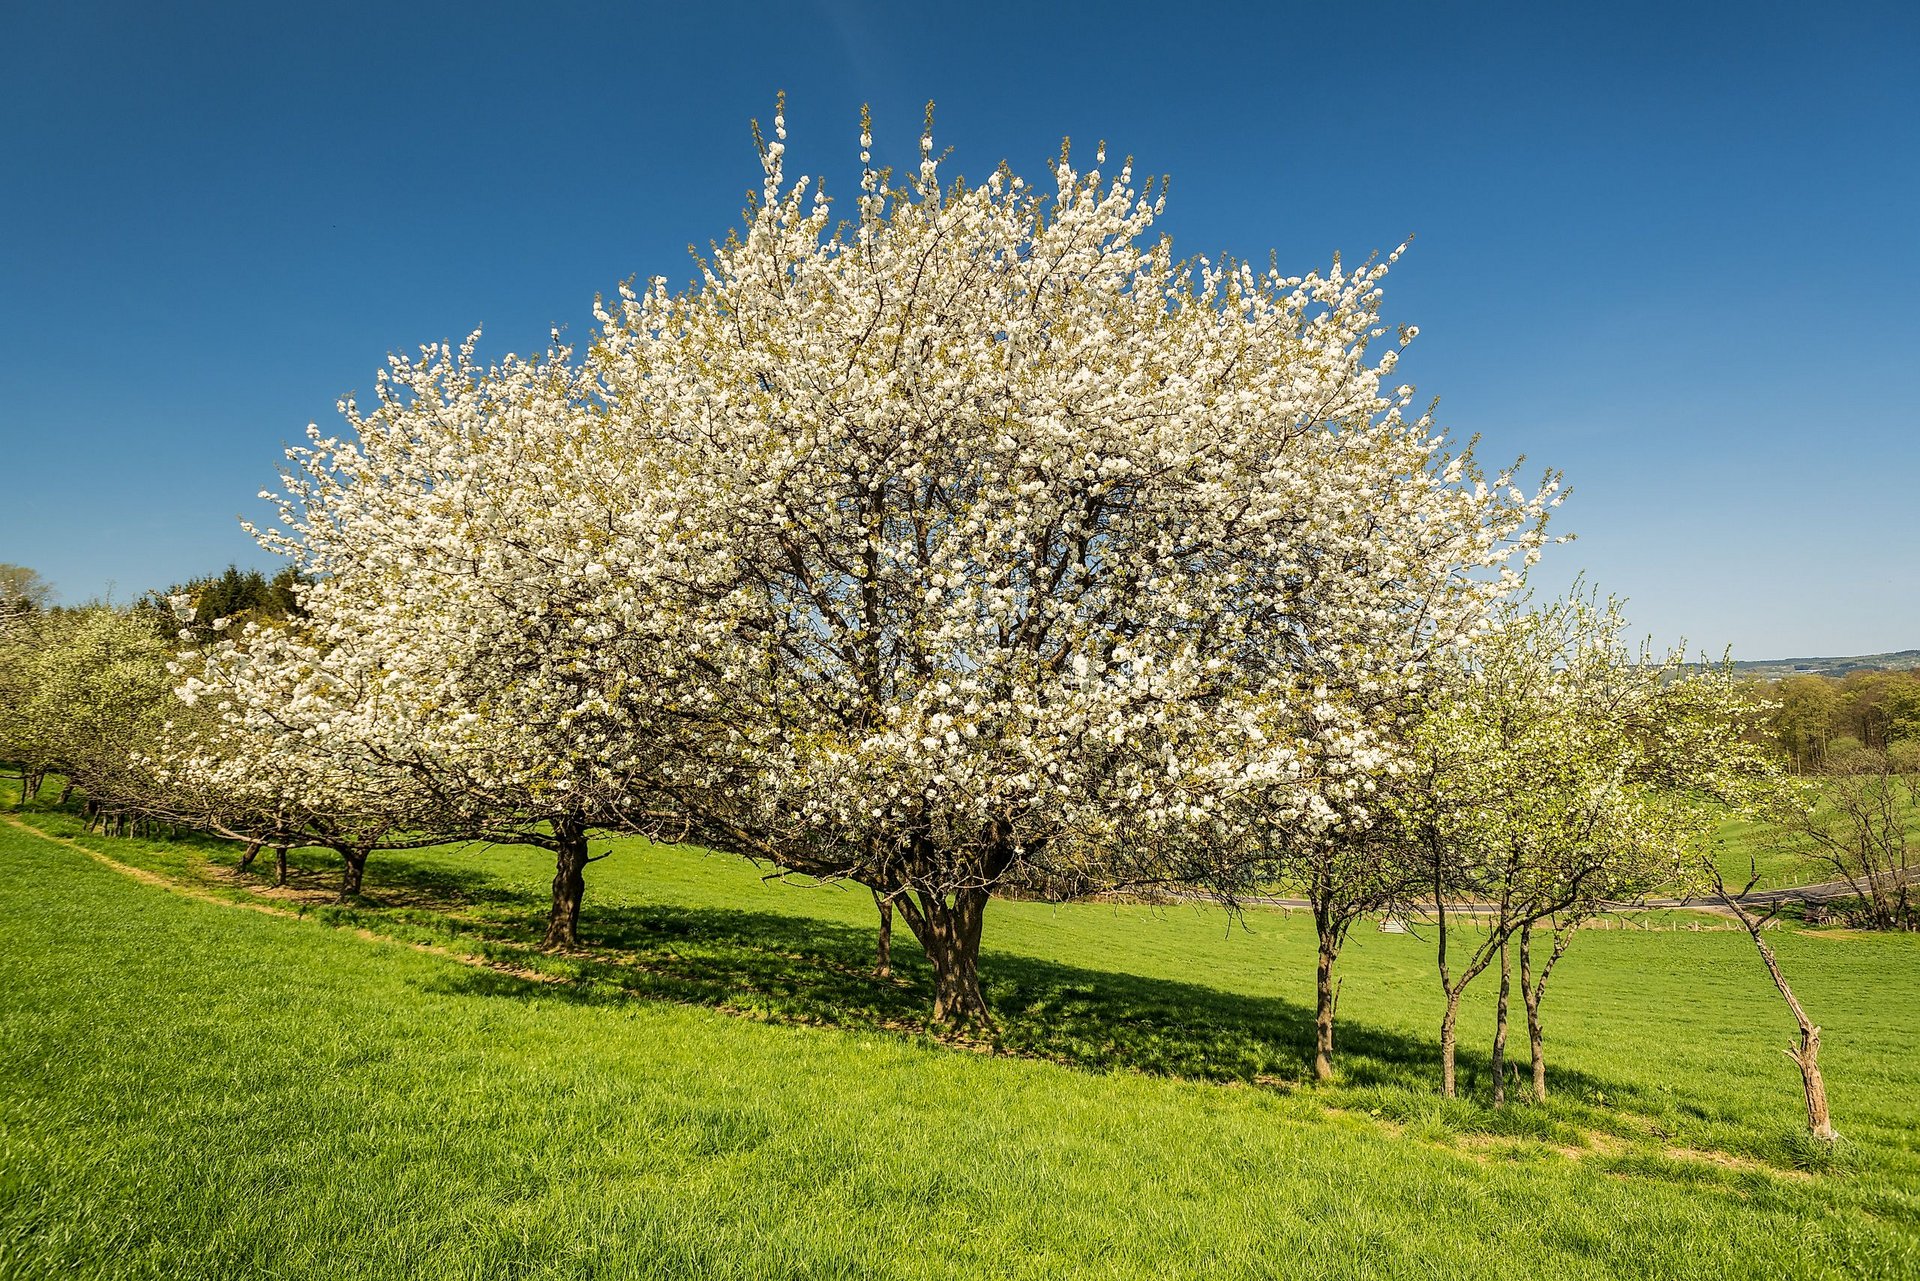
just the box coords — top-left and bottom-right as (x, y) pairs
(2, 791), (1917, 1277)
(1708, 813), (1814, 891)
(1706, 784), (1920, 894)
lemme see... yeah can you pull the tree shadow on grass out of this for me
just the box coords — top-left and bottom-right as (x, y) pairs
(412, 892), (1625, 1108)
(40, 824), (1817, 1164)
(275, 846), (1678, 1147)
(49, 828), (1643, 1123)
(349, 851), (537, 913)
(201, 846), (542, 913)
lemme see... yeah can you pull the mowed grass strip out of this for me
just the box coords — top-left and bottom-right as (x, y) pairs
(0, 817), (1916, 1279)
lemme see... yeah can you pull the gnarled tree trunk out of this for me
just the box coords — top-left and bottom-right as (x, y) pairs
(1718, 885), (1838, 1142)
(894, 886), (993, 1033)
(1790, 1022), (1835, 1141)
(337, 845), (368, 901)
(544, 817), (590, 948)
(238, 840), (261, 872)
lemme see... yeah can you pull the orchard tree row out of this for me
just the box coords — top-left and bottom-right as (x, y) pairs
(0, 108), (1828, 1131)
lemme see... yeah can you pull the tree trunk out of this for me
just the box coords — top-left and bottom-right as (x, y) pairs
(1434, 869), (1464, 1099)
(543, 818), (589, 948)
(57, 781), (75, 805)
(1313, 932), (1340, 1082)
(895, 887), (994, 1033)
(1491, 939), (1511, 1107)
(1718, 888), (1839, 1143)
(1791, 1025), (1836, 1142)
(238, 840), (261, 871)
(274, 845), (289, 887)
(337, 846), (368, 901)
(19, 770), (44, 808)
(1521, 922), (1547, 1103)
(873, 890), (893, 978)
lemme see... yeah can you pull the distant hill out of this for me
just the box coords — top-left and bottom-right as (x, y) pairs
(1733, 649), (1920, 679)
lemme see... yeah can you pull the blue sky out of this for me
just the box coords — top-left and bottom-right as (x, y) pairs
(2, 0), (1915, 658)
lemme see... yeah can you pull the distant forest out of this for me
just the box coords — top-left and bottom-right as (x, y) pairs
(1756, 667), (1920, 770)
(1734, 649), (1920, 680)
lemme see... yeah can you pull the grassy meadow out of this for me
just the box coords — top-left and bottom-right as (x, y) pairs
(1706, 783), (1920, 898)
(1707, 813), (1818, 892)
(2, 787), (1918, 1278)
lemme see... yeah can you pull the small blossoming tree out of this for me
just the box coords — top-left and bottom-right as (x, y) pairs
(166, 611), (447, 900)
(1397, 593), (1767, 1100)
(191, 339), (697, 938)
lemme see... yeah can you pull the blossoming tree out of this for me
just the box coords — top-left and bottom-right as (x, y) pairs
(591, 103), (1557, 1029)
(9, 606), (177, 819)
(1396, 593), (1766, 1100)
(166, 610), (447, 899)
(194, 339), (696, 940)
(1211, 435), (1556, 1083)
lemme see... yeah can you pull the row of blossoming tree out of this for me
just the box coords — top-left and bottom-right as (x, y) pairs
(171, 111), (1557, 1023)
(5, 107), (1814, 1125)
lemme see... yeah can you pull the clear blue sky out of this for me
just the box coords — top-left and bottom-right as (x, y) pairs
(3, 0), (1915, 659)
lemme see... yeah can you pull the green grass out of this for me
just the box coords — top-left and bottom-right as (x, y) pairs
(1706, 784), (1920, 895)
(1707, 813), (1817, 891)
(2, 796), (1918, 1278)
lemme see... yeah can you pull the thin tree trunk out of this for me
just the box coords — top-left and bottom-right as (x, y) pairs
(1521, 922), (1546, 1102)
(1791, 1023), (1836, 1141)
(1491, 938), (1511, 1107)
(543, 818), (589, 948)
(1719, 889), (1838, 1142)
(274, 845), (289, 887)
(873, 890), (893, 978)
(57, 781), (75, 805)
(1313, 929), (1341, 1082)
(238, 840), (261, 871)
(1520, 919), (1576, 1103)
(1434, 861), (1460, 1098)
(19, 770), (44, 808)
